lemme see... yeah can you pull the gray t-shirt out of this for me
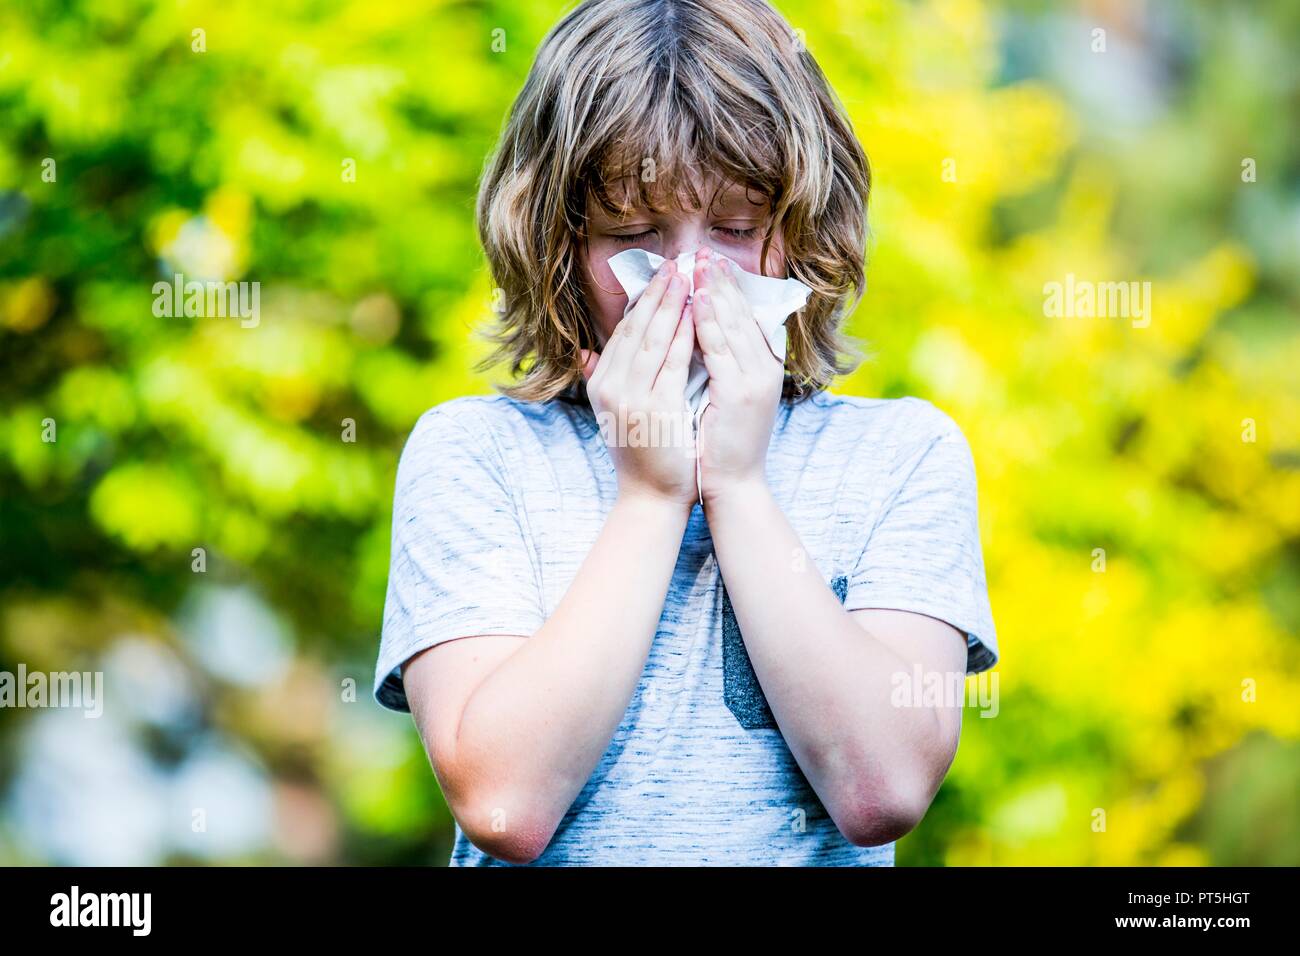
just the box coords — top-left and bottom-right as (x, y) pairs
(374, 389), (998, 865)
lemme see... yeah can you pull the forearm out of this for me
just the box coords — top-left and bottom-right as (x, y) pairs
(451, 491), (689, 846)
(704, 480), (949, 842)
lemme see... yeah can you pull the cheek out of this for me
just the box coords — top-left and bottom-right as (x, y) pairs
(582, 249), (629, 344)
(723, 237), (787, 278)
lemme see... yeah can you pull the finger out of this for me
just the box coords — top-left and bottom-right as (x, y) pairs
(605, 263), (682, 386)
(693, 260), (752, 375)
(622, 271), (688, 389)
(629, 269), (690, 385)
(692, 246), (714, 291)
(595, 259), (674, 386)
(696, 250), (759, 357)
(652, 303), (695, 400)
(583, 340), (613, 398)
(709, 259), (769, 369)
(691, 285), (743, 386)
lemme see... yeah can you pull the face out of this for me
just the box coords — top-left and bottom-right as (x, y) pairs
(579, 175), (787, 347)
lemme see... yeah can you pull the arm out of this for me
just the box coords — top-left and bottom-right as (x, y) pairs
(704, 481), (966, 846)
(404, 492), (689, 864)
(402, 259), (698, 863)
(690, 251), (966, 846)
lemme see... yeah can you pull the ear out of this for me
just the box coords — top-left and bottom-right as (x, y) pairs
(578, 349), (600, 382)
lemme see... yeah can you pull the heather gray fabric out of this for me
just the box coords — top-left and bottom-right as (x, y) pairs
(375, 390), (998, 865)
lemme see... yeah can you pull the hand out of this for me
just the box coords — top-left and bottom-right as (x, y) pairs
(690, 249), (783, 506)
(579, 259), (699, 512)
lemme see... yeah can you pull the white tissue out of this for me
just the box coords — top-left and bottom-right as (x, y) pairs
(605, 247), (813, 504)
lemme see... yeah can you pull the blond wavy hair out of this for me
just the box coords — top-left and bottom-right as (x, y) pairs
(475, 0), (871, 404)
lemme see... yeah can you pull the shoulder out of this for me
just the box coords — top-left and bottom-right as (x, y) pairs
(403, 393), (575, 454)
(785, 391), (980, 509)
(408, 393), (531, 435)
(792, 390), (970, 457)
(395, 393), (593, 497)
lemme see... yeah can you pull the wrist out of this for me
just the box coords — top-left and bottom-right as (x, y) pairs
(701, 474), (772, 515)
(614, 487), (695, 524)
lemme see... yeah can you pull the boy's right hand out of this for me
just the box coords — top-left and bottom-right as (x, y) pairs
(579, 259), (698, 512)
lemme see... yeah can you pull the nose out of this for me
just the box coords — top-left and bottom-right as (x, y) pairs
(660, 223), (711, 264)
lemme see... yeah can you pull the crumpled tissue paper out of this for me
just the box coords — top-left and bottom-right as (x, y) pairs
(605, 247), (813, 504)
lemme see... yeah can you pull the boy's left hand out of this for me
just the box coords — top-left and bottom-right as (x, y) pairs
(691, 249), (783, 506)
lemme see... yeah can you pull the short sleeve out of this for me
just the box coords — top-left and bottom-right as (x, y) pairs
(842, 400), (998, 674)
(373, 402), (546, 712)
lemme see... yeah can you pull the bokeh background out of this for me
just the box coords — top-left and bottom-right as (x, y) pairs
(1, 0), (1298, 866)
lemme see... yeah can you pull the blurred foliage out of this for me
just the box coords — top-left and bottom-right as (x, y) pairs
(0, 0), (1297, 865)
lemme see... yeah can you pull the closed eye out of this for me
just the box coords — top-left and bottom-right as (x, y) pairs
(610, 230), (655, 245)
(607, 225), (762, 245)
(715, 225), (761, 241)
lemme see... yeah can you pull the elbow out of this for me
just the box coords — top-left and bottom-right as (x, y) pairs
(831, 773), (936, 848)
(830, 716), (959, 848)
(452, 790), (558, 865)
(464, 829), (550, 866)
(431, 736), (567, 864)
